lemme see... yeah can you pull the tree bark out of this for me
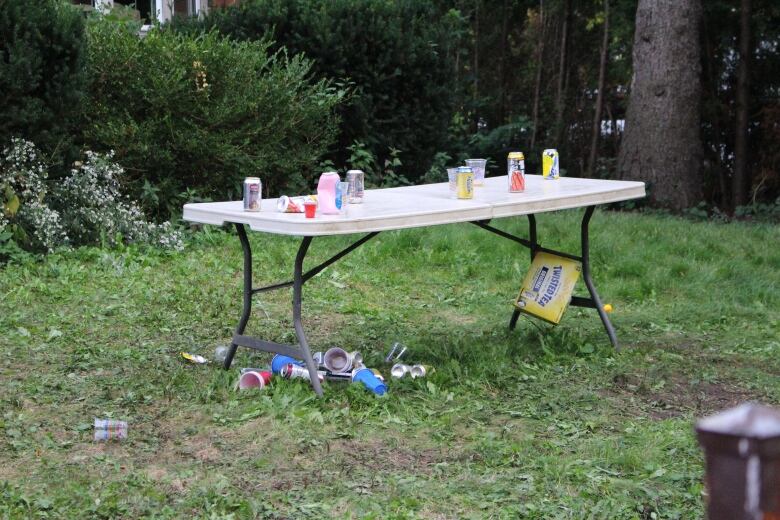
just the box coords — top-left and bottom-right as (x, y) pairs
(586, 0), (609, 178)
(553, 0), (571, 144)
(617, 0), (704, 209)
(733, 0), (751, 208)
(529, 0), (544, 150)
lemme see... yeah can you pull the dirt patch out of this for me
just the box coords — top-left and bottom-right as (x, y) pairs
(605, 372), (763, 419)
(327, 437), (443, 473)
(431, 307), (478, 326)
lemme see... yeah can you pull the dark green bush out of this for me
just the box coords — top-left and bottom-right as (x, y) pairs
(0, 0), (86, 170)
(173, 0), (464, 183)
(83, 20), (343, 217)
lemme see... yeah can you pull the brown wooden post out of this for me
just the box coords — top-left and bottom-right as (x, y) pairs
(696, 403), (780, 520)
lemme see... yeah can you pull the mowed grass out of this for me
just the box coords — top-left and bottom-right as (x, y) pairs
(0, 209), (778, 519)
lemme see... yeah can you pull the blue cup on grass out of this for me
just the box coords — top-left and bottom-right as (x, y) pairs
(352, 368), (387, 396)
(271, 354), (304, 374)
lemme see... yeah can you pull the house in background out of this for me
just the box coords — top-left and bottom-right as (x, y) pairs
(71, 0), (241, 25)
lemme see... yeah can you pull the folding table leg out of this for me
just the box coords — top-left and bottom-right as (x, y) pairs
(580, 207), (619, 350)
(292, 237), (324, 396)
(224, 223), (252, 369)
(509, 214), (537, 330)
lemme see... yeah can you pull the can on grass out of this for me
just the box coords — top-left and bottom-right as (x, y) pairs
(243, 177), (262, 211)
(456, 166), (474, 199)
(542, 149), (559, 180)
(507, 152), (525, 192)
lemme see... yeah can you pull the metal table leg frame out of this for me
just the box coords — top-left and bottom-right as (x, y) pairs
(222, 223), (253, 370)
(509, 214), (537, 330)
(580, 206), (619, 350)
(224, 225), (380, 395)
(292, 237), (324, 396)
(473, 209), (619, 349)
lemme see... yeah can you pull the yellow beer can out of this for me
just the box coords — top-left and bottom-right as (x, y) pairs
(456, 166), (474, 199)
(542, 149), (560, 180)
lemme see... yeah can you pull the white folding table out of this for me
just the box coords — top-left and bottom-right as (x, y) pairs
(184, 175), (645, 395)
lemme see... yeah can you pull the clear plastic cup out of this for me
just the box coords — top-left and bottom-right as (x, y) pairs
(466, 159), (487, 186)
(447, 167), (458, 198)
(338, 182), (349, 215)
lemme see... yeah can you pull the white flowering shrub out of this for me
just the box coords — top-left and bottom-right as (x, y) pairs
(57, 151), (184, 250)
(1, 139), (183, 256)
(1, 138), (67, 253)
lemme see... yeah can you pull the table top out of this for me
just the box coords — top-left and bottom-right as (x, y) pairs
(183, 175), (645, 236)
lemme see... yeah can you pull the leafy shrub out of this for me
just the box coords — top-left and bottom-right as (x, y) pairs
(83, 20), (343, 217)
(346, 141), (408, 187)
(1, 139), (183, 259)
(173, 0), (465, 183)
(0, 0), (86, 170)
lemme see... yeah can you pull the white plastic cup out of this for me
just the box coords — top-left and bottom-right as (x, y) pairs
(466, 159), (487, 186)
(323, 347), (352, 373)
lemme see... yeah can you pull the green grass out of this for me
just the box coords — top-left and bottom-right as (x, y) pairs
(1, 209), (778, 519)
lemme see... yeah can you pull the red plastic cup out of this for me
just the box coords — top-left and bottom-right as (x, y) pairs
(304, 201), (317, 219)
(238, 371), (271, 390)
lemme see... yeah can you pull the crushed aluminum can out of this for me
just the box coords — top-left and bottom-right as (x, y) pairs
(321, 371), (352, 383)
(410, 365), (433, 378)
(276, 194), (318, 213)
(181, 352), (208, 364)
(94, 418), (127, 441)
(391, 363), (411, 379)
(370, 368), (385, 382)
(312, 352), (324, 366)
(281, 363), (324, 382)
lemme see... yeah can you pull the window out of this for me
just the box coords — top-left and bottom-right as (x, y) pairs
(114, 0), (153, 23)
(173, 0), (199, 16)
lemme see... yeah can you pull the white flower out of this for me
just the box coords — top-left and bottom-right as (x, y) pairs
(2, 139), (183, 254)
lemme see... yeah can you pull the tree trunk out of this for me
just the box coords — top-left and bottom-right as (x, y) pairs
(529, 0), (544, 150)
(617, 0), (703, 209)
(733, 0), (751, 208)
(586, 0), (609, 178)
(553, 0), (571, 144)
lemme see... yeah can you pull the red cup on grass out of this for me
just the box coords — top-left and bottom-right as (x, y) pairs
(304, 200), (317, 219)
(238, 370), (271, 390)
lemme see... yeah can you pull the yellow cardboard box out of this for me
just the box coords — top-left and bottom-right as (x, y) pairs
(514, 252), (582, 324)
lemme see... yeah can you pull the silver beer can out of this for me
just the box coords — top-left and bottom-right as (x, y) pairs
(346, 169), (365, 204)
(243, 177), (262, 211)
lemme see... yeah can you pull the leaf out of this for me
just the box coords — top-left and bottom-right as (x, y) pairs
(48, 329), (63, 340)
(17, 327), (31, 337)
(4, 194), (20, 217)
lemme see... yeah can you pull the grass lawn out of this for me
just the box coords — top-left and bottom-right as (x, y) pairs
(1, 209), (778, 519)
